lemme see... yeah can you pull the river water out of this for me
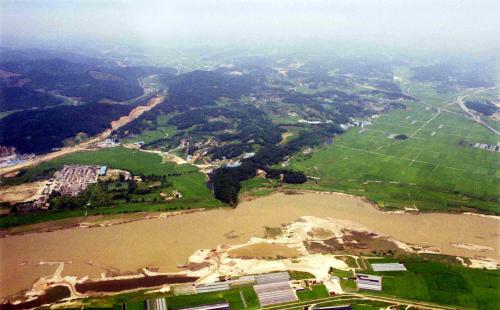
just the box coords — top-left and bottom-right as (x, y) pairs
(1, 192), (498, 298)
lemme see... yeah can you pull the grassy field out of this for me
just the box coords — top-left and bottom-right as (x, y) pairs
(74, 257), (498, 310)
(330, 268), (354, 278)
(121, 114), (177, 145)
(239, 177), (278, 198)
(297, 284), (329, 300)
(289, 84), (500, 214)
(165, 287), (259, 309)
(358, 259), (500, 310)
(0, 197), (222, 228)
(5, 147), (211, 199)
(315, 299), (393, 310)
(0, 147), (222, 227)
(289, 270), (315, 280)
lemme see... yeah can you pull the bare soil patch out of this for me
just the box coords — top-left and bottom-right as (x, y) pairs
(0, 181), (46, 204)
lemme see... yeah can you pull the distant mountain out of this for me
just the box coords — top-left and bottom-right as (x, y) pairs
(0, 87), (63, 111)
(0, 103), (134, 154)
(165, 70), (257, 109)
(0, 58), (144, 102)
(0, 48), (176, 154)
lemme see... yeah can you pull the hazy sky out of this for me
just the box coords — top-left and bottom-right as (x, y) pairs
(1, 0), (499, 54)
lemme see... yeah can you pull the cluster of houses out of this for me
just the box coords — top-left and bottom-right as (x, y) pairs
(97, 138), (120, 148)
(0, 146), (35, 168)
(471, 142), (500, 152)
(51, 165), (102, 197)
(18, 165), (106, 211)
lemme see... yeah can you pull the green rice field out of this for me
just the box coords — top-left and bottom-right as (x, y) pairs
(0, 147), (221, 227)
(360, 259), (500, 310)
(289, 84), (500, 214)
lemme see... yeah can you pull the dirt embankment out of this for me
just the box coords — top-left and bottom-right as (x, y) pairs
(0, 96), (165, 176)
(0, 181), (47, 204)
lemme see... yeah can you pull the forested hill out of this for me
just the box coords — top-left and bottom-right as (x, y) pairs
(116, 70), (259, 136)
(0, 103), (135, 154)
(0, 87), (63, 112)
(0, 58), (144, 102)
(0, 48), (175, 154)
(164, 70), (257, 109)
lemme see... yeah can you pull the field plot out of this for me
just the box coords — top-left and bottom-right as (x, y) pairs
(290, 85), (499, 214)
(165, 287), (259, 310)
(254, 281), (297, 306)
(5, 147), (211, 200)
(361, 260), (500, 310)
(0, 147), (220, 227)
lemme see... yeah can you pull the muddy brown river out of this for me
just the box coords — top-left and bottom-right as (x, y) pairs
(1, 192), (498, 298)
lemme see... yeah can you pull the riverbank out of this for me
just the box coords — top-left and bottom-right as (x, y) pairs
(1, 191), (498, 300)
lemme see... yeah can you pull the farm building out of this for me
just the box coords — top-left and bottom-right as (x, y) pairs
(356, 274), (382, 291)
(254, 281), (298, 306)
(99, 165), (107, 176)
(179, 302), (230, 310)
(195, 282), (230, 294)
(145, 297), (167, 310)
(370, 263), (407, 272)
(226, 275), (256, 286)
(255, 272), (290, 284)
(173, 283), (196, 295)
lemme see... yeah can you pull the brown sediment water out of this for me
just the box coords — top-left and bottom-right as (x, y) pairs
(0, 192), (498, 298)
(228, 243), (301, 259)
(0, 286), (70, 310)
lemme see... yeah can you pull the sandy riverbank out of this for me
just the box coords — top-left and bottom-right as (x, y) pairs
(0, 191), (498, 298)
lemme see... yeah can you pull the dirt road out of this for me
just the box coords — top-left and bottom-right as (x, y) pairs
(456, 94), (500, 136)
(0, 95), (165, 176)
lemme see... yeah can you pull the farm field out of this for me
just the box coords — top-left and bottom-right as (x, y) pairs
(289, 84), (500, 214)
(165, 287), (259, 309)
(0, 147), (221, 227)
(4, 147), (211, 199)
(361, 259), (500, 310)
(297, 284), (329, 300)
(89, 258), (499, 310)
(121, 114), (177, 145)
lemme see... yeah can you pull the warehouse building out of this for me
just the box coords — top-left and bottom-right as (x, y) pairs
(255, 272), (290, 284)
(99, 165), (108, 176)
(145, 297), (167, 310)
(370, 263), (407, 272)
(355, 274), (382, 291)
(254, 281), (297, 306)
(195, 282), (230, 294)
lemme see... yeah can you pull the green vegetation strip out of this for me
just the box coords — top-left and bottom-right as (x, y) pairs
(1, 147), (222, 228)
(166, 287), (259, 309)
(359, 258), (500, 310)
(289, 85), (500, 214)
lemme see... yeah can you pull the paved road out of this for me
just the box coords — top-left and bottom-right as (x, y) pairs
(263, 292), (458, 310)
